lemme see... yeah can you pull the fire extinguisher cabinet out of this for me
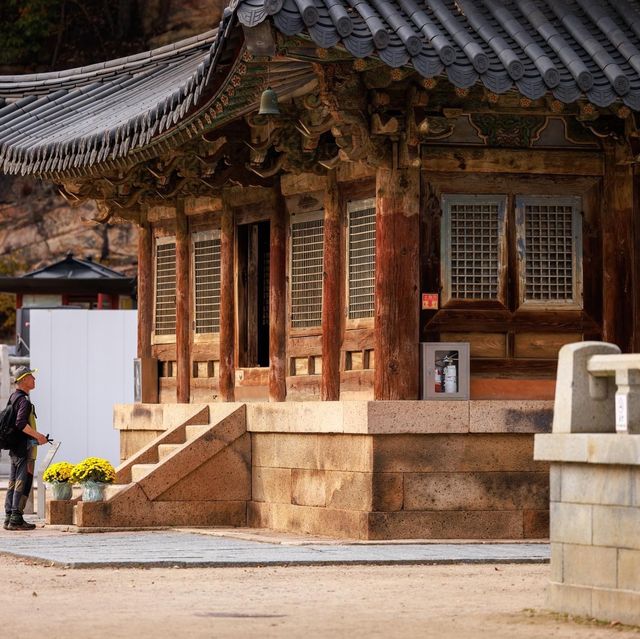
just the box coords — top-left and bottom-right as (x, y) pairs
(420, 342), (470, 400)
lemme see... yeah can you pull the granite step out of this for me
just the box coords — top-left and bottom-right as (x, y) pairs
(185, 424), (210, 440)
(130, 463), (157, 482)
(158, 443), (181, 460)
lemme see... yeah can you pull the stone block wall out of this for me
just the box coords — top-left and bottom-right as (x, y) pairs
(534, 342), (640, 626)
(249, 431), (549, 540)
(249, 434), (372, 538)
(115, 399), (552, 539)
(537, 435), (640, 626)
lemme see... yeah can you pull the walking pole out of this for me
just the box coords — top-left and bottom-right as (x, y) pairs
(37, 435), (60, 520)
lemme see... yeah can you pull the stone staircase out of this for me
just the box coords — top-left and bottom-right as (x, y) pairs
(47, 403), (250, 528)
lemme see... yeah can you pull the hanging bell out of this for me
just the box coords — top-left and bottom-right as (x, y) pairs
(258, 87), (280, 115)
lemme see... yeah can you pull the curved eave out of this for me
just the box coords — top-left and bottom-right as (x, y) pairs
(237, 0), (640, 110)
(0, 11), (240, 178)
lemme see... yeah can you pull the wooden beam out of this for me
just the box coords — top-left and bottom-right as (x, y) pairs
(269, 179), (287, 402)
(219, 195), (235, 401)
(374, 158), (421, 400)
(422, 147), (603, 176)
(602, 142), (634, 352)
(321, 169), (344, 400)
(175, 200), (191, 403)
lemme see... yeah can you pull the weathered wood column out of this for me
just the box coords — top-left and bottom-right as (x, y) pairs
(374, 156), (421, 400)
(135, 211), (159, 403)
(269, 179), (287, 402)
(175, 200), (191, 403)
(137, 214), (153, 360)
(219, 194), (235, 401)
(321, 169), (344, 400)
(603, 141), (635, 352)
(633, 164), (640, 353)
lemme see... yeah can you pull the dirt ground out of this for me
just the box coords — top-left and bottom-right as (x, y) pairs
(0, 555), (638, 639)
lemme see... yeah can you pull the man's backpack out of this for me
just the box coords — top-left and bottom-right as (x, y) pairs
(0, 394), (23, 450)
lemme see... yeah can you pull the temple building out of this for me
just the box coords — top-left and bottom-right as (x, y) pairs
(1, 0), (639, 538)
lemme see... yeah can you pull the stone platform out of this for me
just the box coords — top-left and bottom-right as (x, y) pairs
(104, 399), (553, 540)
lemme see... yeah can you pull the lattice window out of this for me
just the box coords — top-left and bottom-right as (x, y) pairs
(441, 195), (505, 303)
(348, 198), (376, 320)
(154, 239), (176, 336)
(290, 213), (324, 328)
(193, 231), (221, 334)
(517, 196), (582, 307)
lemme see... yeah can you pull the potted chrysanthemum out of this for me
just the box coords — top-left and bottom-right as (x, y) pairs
(70, 457), (116, 502)
(42, 461), (75, 500)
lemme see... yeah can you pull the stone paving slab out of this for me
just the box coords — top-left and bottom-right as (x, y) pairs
(0, 529), (550, 568)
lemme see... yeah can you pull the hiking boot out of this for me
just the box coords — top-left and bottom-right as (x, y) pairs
(7, 515), (36, 531)
(3, 515), (9, 530)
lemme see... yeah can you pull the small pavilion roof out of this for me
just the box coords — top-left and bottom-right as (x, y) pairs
(23, 252), (128, 280)
(1, 0), (640, 178)
(0, 253), (134, 295)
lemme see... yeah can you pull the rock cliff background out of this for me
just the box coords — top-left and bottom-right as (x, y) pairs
(0, 0), (225, 338)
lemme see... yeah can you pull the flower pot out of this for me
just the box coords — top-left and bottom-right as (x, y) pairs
(81, 480), (107, 502)
(48, 482), (72, 501)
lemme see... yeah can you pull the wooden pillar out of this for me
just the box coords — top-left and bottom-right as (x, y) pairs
(175, 200), (191, 403)
(219, 194), (235, 401)
(321, 169), (344, 400)
(136, 216), (158, 402)
(269, 180), (287, 402)
(603, 142), (634, 352)
(137, 218), (153, 358)
(374, 156), (421, 400)
(633, 165), (640, 353)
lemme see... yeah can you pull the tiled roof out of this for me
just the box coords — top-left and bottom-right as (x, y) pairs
(2, 0), (640, 179)
(0, 11), (236, 176)
(25, 252), (128, 279)
(238, 0), (640, 108)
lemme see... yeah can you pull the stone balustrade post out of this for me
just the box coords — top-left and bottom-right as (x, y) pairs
(552, 341), (620, 434)
(535, 340), (640, 626)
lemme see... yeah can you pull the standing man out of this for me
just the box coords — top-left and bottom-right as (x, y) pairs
(4, 366), (48, 531)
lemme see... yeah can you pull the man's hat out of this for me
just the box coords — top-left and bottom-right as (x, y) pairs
(13, 366), (37, 382)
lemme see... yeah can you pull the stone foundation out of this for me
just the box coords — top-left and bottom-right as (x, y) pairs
(112, 399), (552, 539)
(249, 431), (548, 539)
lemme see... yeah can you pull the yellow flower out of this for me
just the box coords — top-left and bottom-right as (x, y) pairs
(69, 457), (116, 484)
(43, 461), (74, 483)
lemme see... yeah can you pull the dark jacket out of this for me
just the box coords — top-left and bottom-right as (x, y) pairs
(8, 389), (35, 457)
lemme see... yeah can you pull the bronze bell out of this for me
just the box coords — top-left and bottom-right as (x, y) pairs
(258, 87), (280, 115)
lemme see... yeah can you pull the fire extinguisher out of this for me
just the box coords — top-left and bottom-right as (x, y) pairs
(442, 353), (457, 394)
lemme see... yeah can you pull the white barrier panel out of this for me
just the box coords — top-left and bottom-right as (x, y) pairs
(29, 309), (137, 469)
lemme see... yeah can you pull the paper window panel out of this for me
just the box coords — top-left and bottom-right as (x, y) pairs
(194, 236), (221, 334)
(448, 200), (501, 300)
(155, 241), (176, 335)
(524, 203), (574, 301)
(291, 216), (324, 328)
(348, 199), (376, 319)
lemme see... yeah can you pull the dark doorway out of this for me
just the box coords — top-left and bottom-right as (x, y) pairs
(237, 221), (270, 367)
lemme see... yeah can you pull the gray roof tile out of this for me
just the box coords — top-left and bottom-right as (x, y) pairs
(2, 0), (640, 178)
(238, 0), (640, 106)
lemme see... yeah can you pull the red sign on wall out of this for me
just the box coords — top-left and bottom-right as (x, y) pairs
(422, 293), (439, 310)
